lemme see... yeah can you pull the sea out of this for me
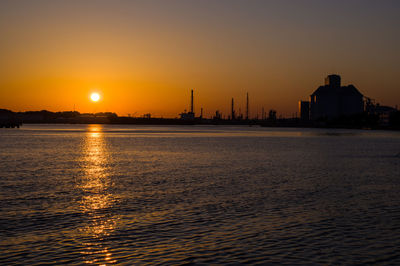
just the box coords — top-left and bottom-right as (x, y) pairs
(1, 124), (399, 265)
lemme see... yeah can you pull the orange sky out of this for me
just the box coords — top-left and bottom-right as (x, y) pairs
(1, 1), (399, 118)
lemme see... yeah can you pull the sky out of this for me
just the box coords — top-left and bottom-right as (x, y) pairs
(0, 0), (399, 118)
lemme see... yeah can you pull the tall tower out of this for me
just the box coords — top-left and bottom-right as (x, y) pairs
(231, 98), (235, 120)
(190, 89), (194, 114)
(246, 92), (249, 120)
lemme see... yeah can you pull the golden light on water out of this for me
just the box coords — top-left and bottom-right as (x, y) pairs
(78, 124), (117, 264)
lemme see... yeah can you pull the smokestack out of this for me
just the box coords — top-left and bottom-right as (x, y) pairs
(246, 92), (249, 120)
(191, 89), (194, 113)
(200, 107), (203, 118)
(231, 98), (235, 120)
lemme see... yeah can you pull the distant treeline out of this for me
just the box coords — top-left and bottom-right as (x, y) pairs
(0, 109), (194, 125)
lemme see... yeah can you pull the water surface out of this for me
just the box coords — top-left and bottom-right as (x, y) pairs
(1, 124), (400, 264)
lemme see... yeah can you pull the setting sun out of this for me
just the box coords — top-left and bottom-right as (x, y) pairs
(90, 93), (100, 102)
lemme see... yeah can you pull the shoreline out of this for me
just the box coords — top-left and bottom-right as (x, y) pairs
(6, 121), (400, 131)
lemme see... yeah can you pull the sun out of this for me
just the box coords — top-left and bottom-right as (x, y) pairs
(90, 92), (100, 102)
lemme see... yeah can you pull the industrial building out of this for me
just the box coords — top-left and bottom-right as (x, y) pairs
(301, 74), (364, 120)
(299, 101), (310, 121)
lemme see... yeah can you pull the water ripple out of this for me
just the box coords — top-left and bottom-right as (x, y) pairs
(1, 125), (400, 264)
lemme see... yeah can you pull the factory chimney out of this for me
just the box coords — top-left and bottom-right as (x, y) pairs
(191, 89), (194, 114)
(231, 98), (235, 120)
(246, 92), (249, 120)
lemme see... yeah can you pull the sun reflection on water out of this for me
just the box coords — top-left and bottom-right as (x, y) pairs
(78, 124), (117, 264)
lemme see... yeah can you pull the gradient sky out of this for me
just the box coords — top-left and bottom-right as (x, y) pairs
(1, 0), (399, 117)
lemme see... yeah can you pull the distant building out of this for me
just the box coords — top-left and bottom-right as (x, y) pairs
(180, 111), (195, 120)
(213, 110), (222, 120)
(309, 74), (364, 120)
(368, 103), (397, 126)
(298, 101), (310, 121)
(142, 113), (151, 119)
(375, 105), (396, 126)
(268, 109), (277, 121)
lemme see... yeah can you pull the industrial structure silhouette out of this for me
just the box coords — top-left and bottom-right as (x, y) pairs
(299, 74), (364, 121)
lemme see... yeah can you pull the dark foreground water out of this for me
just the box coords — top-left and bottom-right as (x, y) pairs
(1, 124), (400, 265)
